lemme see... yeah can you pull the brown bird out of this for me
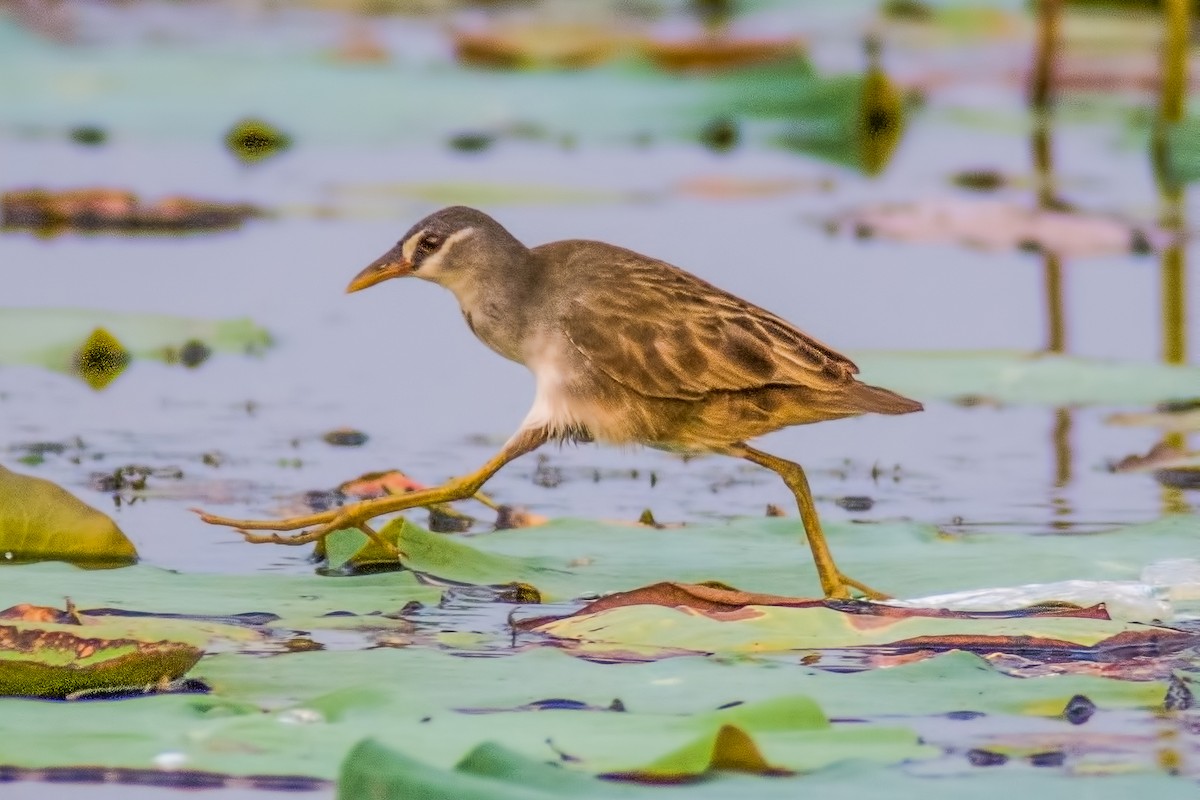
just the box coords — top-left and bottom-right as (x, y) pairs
(199, 206), (921, 598)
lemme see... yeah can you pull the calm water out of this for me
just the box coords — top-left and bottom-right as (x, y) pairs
(1, 2), (1197, 575)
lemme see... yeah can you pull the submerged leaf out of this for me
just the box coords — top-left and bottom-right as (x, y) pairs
(0, 466), (137, 567)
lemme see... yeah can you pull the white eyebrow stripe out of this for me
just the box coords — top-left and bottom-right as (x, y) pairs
(401, 229), (423, 262)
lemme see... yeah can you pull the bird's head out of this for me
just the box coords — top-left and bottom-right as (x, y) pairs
(347, 206), (522, 294)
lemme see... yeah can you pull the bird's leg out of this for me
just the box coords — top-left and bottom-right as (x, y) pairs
(195, 428), (549, 547)
(734, 444), (890, 601)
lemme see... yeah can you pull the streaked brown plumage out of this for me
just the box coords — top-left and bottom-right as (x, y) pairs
(199, 206), (921, 599)
(538, 239), (919, 451)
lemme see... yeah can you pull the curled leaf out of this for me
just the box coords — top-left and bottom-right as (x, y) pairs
(0, 466), (137, 568)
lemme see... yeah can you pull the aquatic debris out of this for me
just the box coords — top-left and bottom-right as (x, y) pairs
(698, 116), (739, 152)
(1109, 441), (1200, 474)
(323, 428), (369, 447)
(966, 748), (1008, 767)
(338, 470), (425, 498)
(493, 505), (549, 530)
(950, 168), (1008, 191)
(163, 340), (213, 369)
(1108, 441), (1200, 489)
(1062, 694), (1096, 725)
(68, 125), (107, 146)
(427, 506), (474, 533)
(835, 496), (874, 511)
(224, 117), (292, 164)
(1, 188), (262, 233)
(88, 464), (185, 495)
(640, 35), (806, 72)
(447, 131), (495, 153)
(831, 198), (1167, 257)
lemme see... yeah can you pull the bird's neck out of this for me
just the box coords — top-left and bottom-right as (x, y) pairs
(441, 246), (541, 365)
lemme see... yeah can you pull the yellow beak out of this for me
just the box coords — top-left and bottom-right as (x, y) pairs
(346, 252), (413, 293)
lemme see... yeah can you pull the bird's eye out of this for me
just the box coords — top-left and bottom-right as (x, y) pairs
(417, 235), (441, 255)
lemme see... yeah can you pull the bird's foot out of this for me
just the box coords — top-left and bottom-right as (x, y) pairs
(829, 573), (890, 601)
(194, 504), (406, 558)
(192, 476), (484, 554)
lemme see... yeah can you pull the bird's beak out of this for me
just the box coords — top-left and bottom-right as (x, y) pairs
(346, 250), (413, 294)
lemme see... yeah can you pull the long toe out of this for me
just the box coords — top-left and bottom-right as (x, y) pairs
(838, 574), (891, 601)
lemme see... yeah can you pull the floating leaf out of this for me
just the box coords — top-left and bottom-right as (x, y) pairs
(320, 517), (550, 585)
(0, 188), (261, 234)
(853, 351), (1200, 407)
(453, 24), (622, 70)
(529, 591), (1191, 659)
(610, 725), (788, 781)
(0, 466), (137, 568)
(337, 739), (629, 800)
(641, 36), (806, 73)
(0, 623), (201, 699)
(0, 308), (271, 378)
(775, 62), (904, 175)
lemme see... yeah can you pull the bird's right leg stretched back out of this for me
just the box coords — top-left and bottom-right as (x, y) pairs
(193, 427), (549, 549)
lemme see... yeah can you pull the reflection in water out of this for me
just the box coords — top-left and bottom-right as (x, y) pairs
(1153, 0), (1193, 514)
(1030, 0), (1074, 526)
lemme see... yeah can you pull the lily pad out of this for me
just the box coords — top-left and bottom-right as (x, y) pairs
(528, 596), (1190, 658)
(337, 739), (629, 800)
(0, 308), (271, 380)
(0, 466), (137, 567)
(852, 351), (1200, 407)
(0, 623), (201, 699)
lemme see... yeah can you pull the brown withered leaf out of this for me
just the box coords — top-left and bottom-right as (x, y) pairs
(518, 581), (1114, 630)
(833, 198), (1166, 257)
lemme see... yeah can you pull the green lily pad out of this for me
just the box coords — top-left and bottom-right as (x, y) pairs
(0, 308), (271, 380)
(0, 466), (137, 568)
(338, 739), (631, 800)
(853, 350), (1200, 407)
(337, 738), (1200, 800)
(0, 29), (901, 172)
(0, 623), (201, 699)
(530, 602), (1185, 658)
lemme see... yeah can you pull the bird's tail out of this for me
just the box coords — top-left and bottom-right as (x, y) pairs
(845, 382), (923, 415)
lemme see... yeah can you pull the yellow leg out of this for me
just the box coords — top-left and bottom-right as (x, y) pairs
(735, 444), (889, 601)
(194, 428), (548, 547)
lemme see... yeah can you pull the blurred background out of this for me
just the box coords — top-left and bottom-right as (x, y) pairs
(0, 0), (1197, 574)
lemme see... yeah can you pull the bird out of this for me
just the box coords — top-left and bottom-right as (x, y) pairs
(198, 205), (922, 599)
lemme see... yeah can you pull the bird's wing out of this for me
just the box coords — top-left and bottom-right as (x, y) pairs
(561, 254), (858, 401)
